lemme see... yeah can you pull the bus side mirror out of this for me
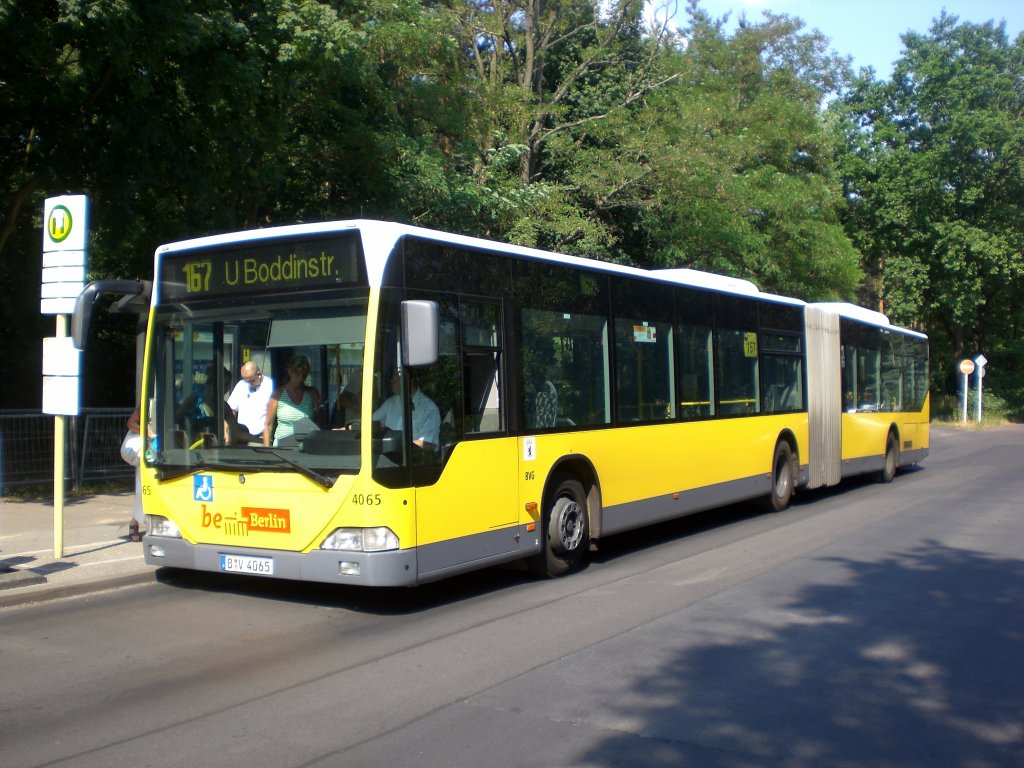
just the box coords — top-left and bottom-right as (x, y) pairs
(401, 300), (439, 367)
(71, 284), (99, 350)
(71, 279), (151, 350)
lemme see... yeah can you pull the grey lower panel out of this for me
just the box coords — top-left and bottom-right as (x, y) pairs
(600, 473), (772, 538)
(841, 454), (883, 479)
(416, 526), (536, 584)
(145, 537), (419, 587)
(145, 525), (539, 587)
(842, 447), (930, 480)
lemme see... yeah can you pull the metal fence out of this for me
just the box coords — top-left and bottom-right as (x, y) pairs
(0, 408), (134, 494)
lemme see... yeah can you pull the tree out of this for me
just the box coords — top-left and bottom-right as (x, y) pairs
(0, 0), (472, 406)
(834, 13), (1024, 395)
(631, 3), (860, 300)
(451, 0), (678, 252)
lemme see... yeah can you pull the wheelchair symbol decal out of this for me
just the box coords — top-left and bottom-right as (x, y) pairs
(194, 475), (214, 503)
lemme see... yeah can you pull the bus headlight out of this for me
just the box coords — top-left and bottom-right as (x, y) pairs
(321, 527), (399, 552)
(147, 515), (182, 538)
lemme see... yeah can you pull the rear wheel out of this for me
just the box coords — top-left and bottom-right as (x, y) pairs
(879, 432), (898, 483)
(530, 474), (589, 577)
(768, 440), (795, 512)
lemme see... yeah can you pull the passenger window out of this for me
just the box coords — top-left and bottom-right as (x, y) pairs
(461, 300), (503, 435)
(676, 288), (715, 420)
(613, 279), (674, 423)
(761, 332), (803, 414)
(717, 328), (760, 415)
(515, 262), (611, 430)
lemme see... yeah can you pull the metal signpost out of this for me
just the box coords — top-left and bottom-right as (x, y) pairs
(959, 358), (975, 422)
(959, 355), (989, 424)
(974, 354), (988, 423)
(42, 194), (88, 558)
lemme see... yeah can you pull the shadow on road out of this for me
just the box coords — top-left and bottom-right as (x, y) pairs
(575, 540), (1024, 766)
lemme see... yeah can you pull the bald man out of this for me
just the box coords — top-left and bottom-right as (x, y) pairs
(226, 360), (274, 444)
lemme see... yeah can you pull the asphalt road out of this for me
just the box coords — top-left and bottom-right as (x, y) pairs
(2, 425), (1023, 768)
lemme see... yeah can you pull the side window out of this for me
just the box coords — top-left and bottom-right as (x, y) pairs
(677, 322), (714, 419)
(842, 343), (857, 412)
(401, 293), (506, 454)
(856, 339), (881, 411)
(906, 338), (929, 412)
(881, 333), (903, 412)
(413, 292), (461, 452)
(516, 262), (610, 430)
(613, 279), (674, 423)
(520, 309), (610, 429)
(716, 296), (759, 416)
(761, 332), (803, 414)
(676, 288), (715, 420)
(461, 300), (503, 435)
(370, 287), (452, 482)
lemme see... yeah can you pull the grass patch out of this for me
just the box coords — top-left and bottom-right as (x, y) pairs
(932, 391), (1010, 428)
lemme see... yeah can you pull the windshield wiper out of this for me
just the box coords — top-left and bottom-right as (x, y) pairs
(249, 447), (335, 489)
(152, 450), (335, 489)
(153, 457), (208, 482)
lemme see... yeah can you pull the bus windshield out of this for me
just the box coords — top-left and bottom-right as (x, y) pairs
(146, 290), (369, 485)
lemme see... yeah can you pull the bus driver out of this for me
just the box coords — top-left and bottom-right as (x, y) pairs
(373, 369), (440, 450)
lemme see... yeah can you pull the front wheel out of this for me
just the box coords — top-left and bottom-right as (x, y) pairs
(768, 440), (795, 512)
(529, 474), (589, 578)
(879, 432), (898, 483)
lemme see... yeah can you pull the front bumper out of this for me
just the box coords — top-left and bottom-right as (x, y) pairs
(144, 537), (419, 587)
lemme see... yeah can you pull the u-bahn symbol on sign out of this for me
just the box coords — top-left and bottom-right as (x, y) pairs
(43, 196), (88, 252)
(47, 205), (74, 243)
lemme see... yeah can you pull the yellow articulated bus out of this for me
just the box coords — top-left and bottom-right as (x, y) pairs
(73, 220), (928, 585)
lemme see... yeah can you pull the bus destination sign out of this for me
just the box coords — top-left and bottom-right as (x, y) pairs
(162, 235), (362, 299)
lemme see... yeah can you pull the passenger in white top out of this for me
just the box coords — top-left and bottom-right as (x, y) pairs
(226, 361), (274, 444)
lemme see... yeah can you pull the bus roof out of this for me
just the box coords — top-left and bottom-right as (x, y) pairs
(155, 219), (908, 324)
(809, 302), (927, 340)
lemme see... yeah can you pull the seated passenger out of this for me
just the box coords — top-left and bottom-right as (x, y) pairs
(532, 375), (558, 428)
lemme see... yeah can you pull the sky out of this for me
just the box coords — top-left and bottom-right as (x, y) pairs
(684, 0), (1024, 77)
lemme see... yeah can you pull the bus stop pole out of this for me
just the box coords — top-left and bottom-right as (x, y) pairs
(53, 314), (66, 559)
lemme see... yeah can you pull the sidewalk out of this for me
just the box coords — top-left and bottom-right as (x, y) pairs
(0, 492), (155, 609)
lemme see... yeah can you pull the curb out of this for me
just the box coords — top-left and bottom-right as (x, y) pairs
(0, 569), (156, 610)
(0, 567), (47, 590)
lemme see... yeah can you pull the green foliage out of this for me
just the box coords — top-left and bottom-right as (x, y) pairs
(633, 6), (860, 299)
(933, 388), (1012, 425)
(833, 13), (1024, 403)
(7, 0), (1019, 416)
